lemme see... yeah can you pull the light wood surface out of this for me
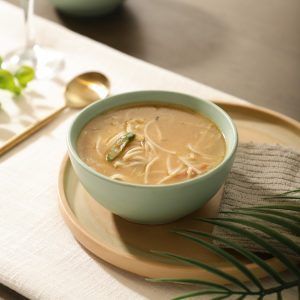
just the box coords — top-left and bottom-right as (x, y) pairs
(7, 0), (300, 120)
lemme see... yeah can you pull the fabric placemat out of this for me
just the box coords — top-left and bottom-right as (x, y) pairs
(213, 143), (300, 260)
(0, 1), (248, 299)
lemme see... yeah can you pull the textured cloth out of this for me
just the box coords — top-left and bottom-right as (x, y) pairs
(214, 143), (300, 259)
(0, 1), (246, 299)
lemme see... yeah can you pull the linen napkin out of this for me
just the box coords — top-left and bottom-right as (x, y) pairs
(214, 143), (300, 260)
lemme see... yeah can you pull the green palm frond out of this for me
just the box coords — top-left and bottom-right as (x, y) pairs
(221, 210), (300, 235)
(236, 207), (300, 223)
(150, 189), (300, 299)
(263, 188), (300, 199)
(197, 217), (300, 277)
(172, 290), (229, 300)
(172, 230), (264, 291)
(147, 278), (231, 292)
(250, 205), (300, 211)
(151, 250), (251, 292)
(173, 229), (285, 284)
(206, 217), (300, 254)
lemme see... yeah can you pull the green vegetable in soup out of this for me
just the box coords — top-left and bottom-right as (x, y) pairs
(106, 132), (135, 162)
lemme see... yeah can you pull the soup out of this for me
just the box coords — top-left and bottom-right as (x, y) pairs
(77, 104), (226, 185)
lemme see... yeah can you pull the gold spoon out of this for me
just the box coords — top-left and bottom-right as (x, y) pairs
(0, 72), (110, 156)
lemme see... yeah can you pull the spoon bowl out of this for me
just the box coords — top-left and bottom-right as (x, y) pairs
(65, 72), (110, 108)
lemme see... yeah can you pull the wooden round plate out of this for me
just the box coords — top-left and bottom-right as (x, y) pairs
(58, 102), (300, 283)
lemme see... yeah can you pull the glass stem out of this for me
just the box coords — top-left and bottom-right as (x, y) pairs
(20, 0), (35, 49)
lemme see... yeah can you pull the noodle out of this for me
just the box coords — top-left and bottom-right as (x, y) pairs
(187, 144), (217, 161)
(166, 155), (172, 174)
(96, 137), (102, 156)
(123, 151), (144, 161)
(144, 119), (176, 154)
(145, 140), (157, 155)
(158, 165), (185, 184)
(122, 162), (145, 168)
(144, 156), (159, 184)
(155, 124), (162, 141)
(194, 124), (213, 147)
(187, 167), (194, 178)
(178, 156), (202, 174)
(114, 161), (145, 168)
(111, 174), (127, 181)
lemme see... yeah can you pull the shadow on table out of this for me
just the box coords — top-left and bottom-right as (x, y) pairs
(56, 4), (145, 58)
(0, 283), (28, 300)
(55, 0), (228, 71)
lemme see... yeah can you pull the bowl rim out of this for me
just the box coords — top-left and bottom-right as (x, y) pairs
(67, 90), (238, 189)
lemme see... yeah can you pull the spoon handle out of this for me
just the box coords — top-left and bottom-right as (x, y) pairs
(0, 105), (67, 157)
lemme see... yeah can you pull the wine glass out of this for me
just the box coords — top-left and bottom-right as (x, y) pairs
(3, 0), (64, 79)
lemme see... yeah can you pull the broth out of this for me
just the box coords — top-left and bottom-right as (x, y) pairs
(77, 104), (226, 185)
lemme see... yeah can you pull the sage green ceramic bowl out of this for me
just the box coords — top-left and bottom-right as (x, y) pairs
(49, 0), (124, 17)
(67, 91), (238, 224)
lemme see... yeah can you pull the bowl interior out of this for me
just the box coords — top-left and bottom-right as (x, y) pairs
(68, 91), (237, 185)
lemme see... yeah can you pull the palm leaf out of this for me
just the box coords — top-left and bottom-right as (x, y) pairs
(276, 189), (300, 195)
(237, 207), (300, 223)
(150, 190), (300, 299)
(173, 230), (264, 291)
(196, 218), (300, 277)
(148, 278), (231, 292)
(172, 290), (228, 300)
(264, 196), (300, 200)
(250, 205), (300, 211)
(264, 189), (300, 199)
(175, 229), (285, 284)
(209, 217), (300, 255)
(151, 251), (251, 292)
(221, 210), (300, 236)
(264, 188), (300, 198)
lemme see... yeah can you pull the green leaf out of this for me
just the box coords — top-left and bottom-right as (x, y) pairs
(147, 278), (231, 292)
(14, 65), (35, 88)
(173, 230), (264, 291)
(196, 218), (300, 277)
(251, 205), (300, 212)
(238, 208), (300, 223)
(264, 196), (300, 200)
(0, 69), (21, 95)
(265, 189), (300, 197)
(277, 291), (282, 300)
(151, 251), (251, 292)
(0, 56), (3, 68)
(172, 289), (228, 300)
(222, 210), (300, 236)
(212, 217), (300, 255)
(176, 229), (285, 284)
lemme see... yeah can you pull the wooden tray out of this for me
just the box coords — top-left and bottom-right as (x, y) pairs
(58, 102), (300, 282)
